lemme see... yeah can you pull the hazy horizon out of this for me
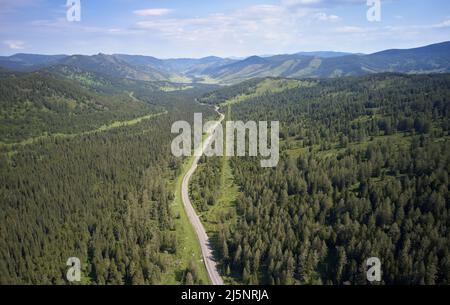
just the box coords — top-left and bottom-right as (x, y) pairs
(2, 40), (449, 60)
(1, 0), (449, 58)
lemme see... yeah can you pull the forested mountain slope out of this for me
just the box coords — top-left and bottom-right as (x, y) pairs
(200, 41), (450, 83)
(1, 41), (449, 84)
(0, 72), (162, 143)
(0, 75), (216, 284)
(59, 54), (171, 82)
(0, 54), (67, 72)
(196, 74), (450, 284)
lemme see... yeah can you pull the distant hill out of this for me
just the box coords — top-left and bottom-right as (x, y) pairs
(0, 54), (67, 71)
(360, 41), (450, 73)
(44, 63), (216, 95)
(0, 71), (157, 142)
(205, 42), (450, 83)
(0, 41), (449, 84)
(59, 54), (171, 82)
(114, 54), (235, 81)
(295, 51), (353, 58)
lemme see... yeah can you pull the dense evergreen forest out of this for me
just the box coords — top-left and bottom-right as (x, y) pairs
(0, 73), (160, 143)
(195, 73), (450, 284)
(0, 70), (215, 284)
(1, 68), (449, 285)
(0, 69), (216, 144)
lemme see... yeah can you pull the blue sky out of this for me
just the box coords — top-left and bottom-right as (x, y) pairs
(0, 0), (449, 58)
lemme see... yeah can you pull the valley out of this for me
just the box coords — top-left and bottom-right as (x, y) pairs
(0, 44), (449, 286)
(1, 0), (450, 297)
(1, 41), (450, 85)
(0, 66), (216, 284)
(191, 74), (450, 284)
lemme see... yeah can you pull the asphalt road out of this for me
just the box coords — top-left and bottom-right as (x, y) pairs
(181, 107), (225, 285)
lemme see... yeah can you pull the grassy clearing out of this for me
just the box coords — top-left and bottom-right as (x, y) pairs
(285, 128), (450, 161)
(161, 155), (211, 285)
(96, 111), (168, 131)
(195, 75), (221, 85)
(199, 105), (239, 231)
(190, 105), (240, 284)
(285, 132), (413, 160)
(221, 78), (316, 106)
(196, 155), (239, 285)
(161, 125), (223, 284)
(196, 151), (239, 234)
(1, 91), (165, 149)
(159, 85), (194, 92)
(168, 74), (193, 84)
(0, 110), (167, 149)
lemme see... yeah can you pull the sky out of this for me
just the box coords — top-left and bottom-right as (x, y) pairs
(0, 0), (449, 58)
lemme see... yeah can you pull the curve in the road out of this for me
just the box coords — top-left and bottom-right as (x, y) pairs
(181, 107), (225, 285)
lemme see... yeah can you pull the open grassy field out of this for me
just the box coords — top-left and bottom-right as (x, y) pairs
(161, 155), (211, 285)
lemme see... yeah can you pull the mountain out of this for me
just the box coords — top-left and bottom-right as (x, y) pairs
(59, 53), (170, 82)
(164, 56), (236, 76)
(0, 54), (68, 71)
(0, 41), (449, 84)
(203, 56), (270, 82)
(115, 55), (236, 79)
(0, 70), (160, 142)
(44, 63), (217, 96)
(295, 51), (353, 58)
(204, 54), (318, 82)
(58, 54), (234, 83)
(203, 41), (450, 83)
(360, 41), (450, 73)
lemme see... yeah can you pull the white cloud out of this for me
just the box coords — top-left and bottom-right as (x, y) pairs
(282, 0), (365, 7)
(382, 19), (450, 31)
(435, 19), (450, 28)
(30, 18), (137, 35)
(315, 12), (341, 21)
(4, 40), (25, 49)
(134, 8), (173, 17)
(283, 0), (322, 5)
(333, 26), (365, 33)
(135, 4), (309, 39)
(3, 0), (445, 57)
(132, 2), (397, 56)
(133, 3), (312, 56)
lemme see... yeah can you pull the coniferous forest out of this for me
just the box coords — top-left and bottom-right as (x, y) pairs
(196, 73), (450, 285)
(2, 0), (450, 293)
(0, 71), (215, 284)
(0, 67), (449, 286)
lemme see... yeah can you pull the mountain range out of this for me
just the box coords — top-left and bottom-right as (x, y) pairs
(0, 41), (449, 84)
